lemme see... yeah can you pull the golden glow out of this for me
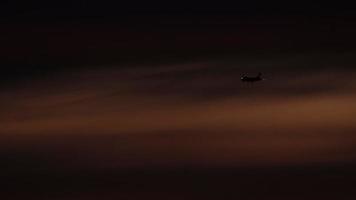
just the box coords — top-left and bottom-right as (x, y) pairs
(1, 64), (356, 168)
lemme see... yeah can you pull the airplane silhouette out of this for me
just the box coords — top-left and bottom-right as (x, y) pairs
(241, 73), (264, 82)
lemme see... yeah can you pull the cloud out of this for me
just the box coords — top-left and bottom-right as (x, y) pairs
(1, 59), (356, 168)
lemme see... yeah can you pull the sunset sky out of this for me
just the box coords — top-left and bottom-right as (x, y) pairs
(2, 2), (356, 199)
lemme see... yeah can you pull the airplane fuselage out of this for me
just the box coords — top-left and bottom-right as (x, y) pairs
(241, 76), (262, 82)
(241, 75), (262, 82)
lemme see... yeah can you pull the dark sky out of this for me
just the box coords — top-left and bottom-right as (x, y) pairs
(2, 2), (356, 82)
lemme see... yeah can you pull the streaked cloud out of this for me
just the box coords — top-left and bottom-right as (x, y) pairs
(1, 55), (356, 168)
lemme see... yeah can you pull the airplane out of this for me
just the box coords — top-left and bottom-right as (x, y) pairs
(241, 72), (264, 82)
